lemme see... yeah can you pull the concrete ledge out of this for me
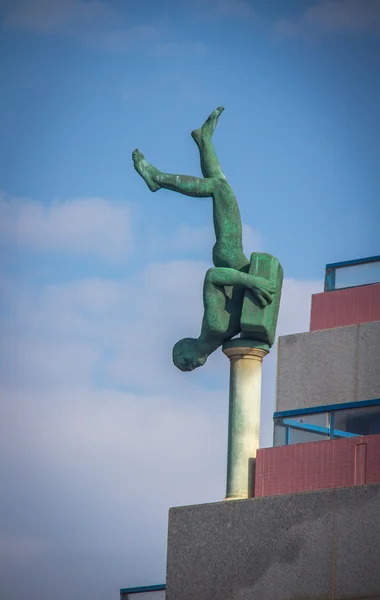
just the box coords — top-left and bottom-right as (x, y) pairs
(276, 321), (380, 412)
(166, 484), (380, 600)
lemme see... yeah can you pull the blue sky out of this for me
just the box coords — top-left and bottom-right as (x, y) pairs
(0, 1), (379, 599)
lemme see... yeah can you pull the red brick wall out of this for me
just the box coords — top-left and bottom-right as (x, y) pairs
(255, 434), (380, 497)
(310, 283), (380, 331)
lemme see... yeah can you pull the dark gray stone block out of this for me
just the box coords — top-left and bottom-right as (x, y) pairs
(166, 489), (335, 600)
(232, 490), (334, 600)
(166, 500), (235, 600)
(277, 326), (358, 411)
(358, 321), (380, 401)
(333, 484), (380, 600)
(166, 485), (380, 600)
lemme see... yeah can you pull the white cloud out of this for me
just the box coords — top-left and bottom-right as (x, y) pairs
(0, 257), (228, 597)
(0, 535), (48, 559)
(0, 192), (132, 262)
(272, 19), (300, 38)
(0, 254), (322, 427)
(167, 224), (215, 253)
(260, 276), (322, 447)
(189, 0), (256, 21)
(214, 0), (256, 19)
(2, 0), (164, 52)
(85, 23), (163, 52)
(304, 0), (380, 34)
(121, 68), (212, 105)
(274, 0), (380, 39)
(0, 385), (226, 599)
(3, 0), (115, 33)
(243, 223), (263, 256)
(195, 0), (255, 19)
(0, 215), (322, 598)
(277, 277), (322, 337)
(148, 222), (262, 258)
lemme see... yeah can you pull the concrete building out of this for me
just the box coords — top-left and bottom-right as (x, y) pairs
(257, 255), (380, 498)
(122, 255), (380, 600)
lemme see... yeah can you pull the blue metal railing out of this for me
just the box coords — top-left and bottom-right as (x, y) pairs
(282, 418), (359, 440)
(274, 398), (380, 419)
(120, 584), (166, 595)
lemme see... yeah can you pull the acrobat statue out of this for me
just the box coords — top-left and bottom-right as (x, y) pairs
(133, 107), (281, 372)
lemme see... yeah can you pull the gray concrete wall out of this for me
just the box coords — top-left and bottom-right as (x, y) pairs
(166, 484), (380, 600)
(276, 321), (380, 412)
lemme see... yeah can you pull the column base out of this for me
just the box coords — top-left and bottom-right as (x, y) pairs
(222, 337), (270, 355)
(224, 494), (247, 501)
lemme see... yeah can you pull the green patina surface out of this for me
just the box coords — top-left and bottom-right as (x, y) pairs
(133, 107), (283, 371)
(241, 253), (283, 347)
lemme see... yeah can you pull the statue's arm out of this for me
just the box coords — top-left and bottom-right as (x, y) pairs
(205, 267), (275, 307)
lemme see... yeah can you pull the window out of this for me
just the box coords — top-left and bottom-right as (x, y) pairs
(334, 261), (380, 290)
(333, 405), (380, 438)
(273, 400), (380, 447)
(325, 255), (380, 291)
(274, 412), (329, 447)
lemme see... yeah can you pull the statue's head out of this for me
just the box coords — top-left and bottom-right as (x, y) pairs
(172, 337), (207, 372)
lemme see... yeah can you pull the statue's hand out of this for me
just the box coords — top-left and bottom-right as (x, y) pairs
(251, 277), (276, 308)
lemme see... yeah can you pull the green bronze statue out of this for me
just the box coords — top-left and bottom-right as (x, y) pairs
(133, 107), (282, 372)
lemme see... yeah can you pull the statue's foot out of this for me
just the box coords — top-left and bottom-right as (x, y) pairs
(191, 106), (224, 145)
(132, 149), (160, 192)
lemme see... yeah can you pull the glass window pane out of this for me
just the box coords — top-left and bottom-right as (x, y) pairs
(286, 413), (329, 444)
(333, 405), (380, 437)
(274, 421), (286, 447)
(275, 412), (330, 446)
(290, 412), (329, 428)
(289, 427), (328, 445)
(334, 261), (380, 289)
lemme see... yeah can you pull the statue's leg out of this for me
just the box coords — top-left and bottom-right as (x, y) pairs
(191, 107), (224, 179)
(192, 110), (249, 270)
(196, 268), (244, 351)
(200, 269), (231, 337)
(132, 149), (216, 198)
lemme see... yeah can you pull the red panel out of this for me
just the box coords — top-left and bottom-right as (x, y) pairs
(310, 283), (380, 331)
(354, 443), (367, 485)
(255, 434), (380, 497)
